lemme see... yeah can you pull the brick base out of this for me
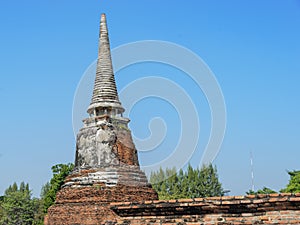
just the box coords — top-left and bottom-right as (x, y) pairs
(46, 193), (300, 225)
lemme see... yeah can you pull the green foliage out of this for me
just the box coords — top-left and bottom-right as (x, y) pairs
(0, 197), (4, 222)
(40, 182), (51, 199)
(150, 163), (224, 200)
(32, 198), (45, 225)
(43, 163), (74, 213)
(0, 163), (73, 225)
(0, 182), (34, 225)
(280, 170), (300, 193)
(150, 167), (178, 199)
(246, 187), (276, 195)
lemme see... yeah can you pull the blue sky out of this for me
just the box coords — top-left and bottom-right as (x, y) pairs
(0, 0), (299, 197)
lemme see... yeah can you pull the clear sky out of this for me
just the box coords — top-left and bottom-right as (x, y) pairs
(0, 0), (299, 197)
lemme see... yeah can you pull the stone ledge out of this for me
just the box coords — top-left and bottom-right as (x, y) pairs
(64, 166), (150, 188)
(110, 193), (300, 217)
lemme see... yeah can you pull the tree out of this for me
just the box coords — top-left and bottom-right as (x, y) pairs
(0, 163), (73, 224)
(0, 195), (4, 221)
(32, 197), (44, 225)
(0, 182), (35, 225)
(195, 164), (224, 197)
(280, 170), (300, 193)
(40, 182), (51, 200)
(150, 163), (224, 200)
(43, 163), (74, 212)
(246, 187), (276, 195)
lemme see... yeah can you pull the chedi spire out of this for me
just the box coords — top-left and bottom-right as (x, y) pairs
(88, 13), (124, 117)
(45, 15), (157, 224)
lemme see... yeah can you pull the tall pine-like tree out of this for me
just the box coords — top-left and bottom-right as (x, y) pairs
(0, 182), (34, 225)
(150, 163), (224, 200)
(246, 187), (276, 195)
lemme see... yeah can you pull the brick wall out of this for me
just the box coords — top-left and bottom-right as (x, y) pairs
(111, 193), (300, 225)
(46, 193), (300, 224)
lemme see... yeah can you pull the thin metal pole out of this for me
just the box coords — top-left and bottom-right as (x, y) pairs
(250, 151), (254, 192)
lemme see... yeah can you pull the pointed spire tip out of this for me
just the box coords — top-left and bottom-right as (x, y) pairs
(88, 13), (125, 115)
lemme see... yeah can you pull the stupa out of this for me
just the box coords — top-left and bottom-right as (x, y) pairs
(45, 13), (158, 225)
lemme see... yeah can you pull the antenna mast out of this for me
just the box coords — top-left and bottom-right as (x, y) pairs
(250, 151), (254, 192)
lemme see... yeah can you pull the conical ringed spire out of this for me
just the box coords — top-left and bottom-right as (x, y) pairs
(87, 14), (124, 116)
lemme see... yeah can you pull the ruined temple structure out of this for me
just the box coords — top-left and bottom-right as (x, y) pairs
(45, 14), (158, 224)
(45, 14), (300, 225)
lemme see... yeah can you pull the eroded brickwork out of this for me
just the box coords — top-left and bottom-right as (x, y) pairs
(55, 185), (157, 204)
(111, 193), (300, 224)
(45, 204), (115, 225)
(115, 128), (139, 166)
(46, 193), (300, 225)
